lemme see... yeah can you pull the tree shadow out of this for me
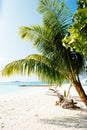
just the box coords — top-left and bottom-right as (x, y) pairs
(40, 110), (87, 129)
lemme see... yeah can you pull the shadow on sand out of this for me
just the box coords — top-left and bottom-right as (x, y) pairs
(40, 110), (87, 129)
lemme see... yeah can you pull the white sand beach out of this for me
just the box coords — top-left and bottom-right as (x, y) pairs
(0, 84), (87, 130)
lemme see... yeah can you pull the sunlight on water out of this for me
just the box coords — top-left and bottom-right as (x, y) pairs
(0, 81), (47, 95)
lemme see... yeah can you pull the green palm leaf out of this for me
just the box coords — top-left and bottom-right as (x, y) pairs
(37, 0), (72, 37)
(3, 0), (73, 85)
(2, 54), (68, 85)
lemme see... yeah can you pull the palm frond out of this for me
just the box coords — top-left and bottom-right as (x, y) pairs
(2, 60), (24, 76)
(19, 25), (58, 57)
(2, 54), (68, 85)
(19, 25), (47, 44)
(37, 0), (72, 38)
(19, 0), (72, 69)
(3, 0), (74, 85)
(26, 54), (69, 84)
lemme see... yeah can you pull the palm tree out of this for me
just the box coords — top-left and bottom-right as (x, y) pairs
(2, 0), (87, 106)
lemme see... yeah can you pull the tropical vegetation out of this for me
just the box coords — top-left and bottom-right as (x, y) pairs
(63, 0), (87, 59)
(2, 0), (87, 106)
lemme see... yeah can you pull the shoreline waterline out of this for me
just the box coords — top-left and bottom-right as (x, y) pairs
(0, 81), (50, 95)
(0, 85), (87, 130)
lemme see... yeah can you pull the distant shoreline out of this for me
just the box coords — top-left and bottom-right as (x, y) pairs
(19, 84), (51, 87)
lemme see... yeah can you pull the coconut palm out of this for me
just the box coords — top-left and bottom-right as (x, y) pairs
(2, 0), (87, 106)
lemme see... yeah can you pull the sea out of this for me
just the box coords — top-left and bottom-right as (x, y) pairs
(0, 77), (86, 96)
(0, 81), (49, 96)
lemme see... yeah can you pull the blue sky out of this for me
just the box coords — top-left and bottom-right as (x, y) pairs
(0, 0), (77, 81)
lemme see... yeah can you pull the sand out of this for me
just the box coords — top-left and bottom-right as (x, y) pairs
(0, 84), (87, 130)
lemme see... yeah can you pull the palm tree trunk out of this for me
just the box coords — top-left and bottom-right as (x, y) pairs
(66, 50), (87, 106)
(72, 78), (87, 106)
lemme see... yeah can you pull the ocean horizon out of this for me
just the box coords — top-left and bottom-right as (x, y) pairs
(0, 78), (86, 95)
(0, 81), (49, 95)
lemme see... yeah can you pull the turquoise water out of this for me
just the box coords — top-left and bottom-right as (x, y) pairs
(0, 81), (47, 95)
